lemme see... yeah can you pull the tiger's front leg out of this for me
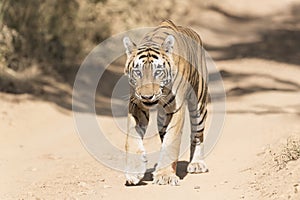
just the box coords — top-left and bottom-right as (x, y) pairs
(153, 103), (185, 186)
(125, 103), (149, 185)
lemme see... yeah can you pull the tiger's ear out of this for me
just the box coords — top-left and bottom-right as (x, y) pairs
(123, 36), (136, 57)
(162, 35), (175, 54)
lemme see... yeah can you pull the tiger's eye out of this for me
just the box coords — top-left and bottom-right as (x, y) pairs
(133, 70), (142, 77)
(154, 70), (163, 77)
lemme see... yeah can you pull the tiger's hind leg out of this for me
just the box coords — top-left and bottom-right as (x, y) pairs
(187, 91), (209, 174)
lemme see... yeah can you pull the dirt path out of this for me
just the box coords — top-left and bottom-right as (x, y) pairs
(1, 57), (299, 199)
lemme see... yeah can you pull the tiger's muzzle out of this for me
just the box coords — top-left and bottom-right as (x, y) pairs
(135, 83), (162, 107)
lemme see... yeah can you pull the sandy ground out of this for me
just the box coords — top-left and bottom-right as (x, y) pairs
(1, 58), (300, 200)
(1, 0), (300, 199)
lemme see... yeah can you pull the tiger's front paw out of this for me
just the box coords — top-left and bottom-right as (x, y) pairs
(125, 173), (145, 185)
(125, 154), (147, 185)
(187, 160), (208, 173)
(153, 172), (180, 186)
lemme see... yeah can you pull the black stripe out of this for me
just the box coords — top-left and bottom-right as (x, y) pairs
(128, 59), (134, 68)
(141, 110), (149, 121)
(159, 132), (166, 141)
(163, 95), (175, 108)
(155, 26), (171, 31)
(138, 54), (148, 59)
(196, 103), (205, 115)
(152, 27), (161, 33)
(149, 48), (160, 54)
(162, 67), (185, 108)
(190, 70), (199, 91)
(192, 127), (204, 133)
(163, 31), (171, 35)
(165, 60), (171, 68)
(190, 112), (200, 119)
(198, 78), (207, 103)
(200, 87), (208, 105)
(190, 109), (207, 119)
(166, 102), (184, 115)
(129, 101), (137, 112)
(152, 46), (160, 50)
(150, 54), (159, 59)
(191, 110), (207, 126)
(163, 87), (173, 98)
(166, 125), (176, 131)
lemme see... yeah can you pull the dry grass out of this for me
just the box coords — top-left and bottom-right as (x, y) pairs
(0, 0), (190, 95)
(273, 136), (300, 170)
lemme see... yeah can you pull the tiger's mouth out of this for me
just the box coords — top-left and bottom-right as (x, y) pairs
(142, 100), (159, 107)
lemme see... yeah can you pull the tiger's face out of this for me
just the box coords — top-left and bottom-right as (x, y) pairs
(123, 35), (175, 107)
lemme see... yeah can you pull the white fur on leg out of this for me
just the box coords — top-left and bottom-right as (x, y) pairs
(153, 139), (181, 186)
(125, 114), (147, 185)
(187, 143), (208, 173)
(125, 152), (147, 185)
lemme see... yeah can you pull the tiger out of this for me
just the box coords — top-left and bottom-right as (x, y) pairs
(123, 20), (208, 186)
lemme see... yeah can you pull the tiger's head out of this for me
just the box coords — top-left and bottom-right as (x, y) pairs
(123, 35), (175, 107)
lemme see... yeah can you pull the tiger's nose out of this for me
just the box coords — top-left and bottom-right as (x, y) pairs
(141, 94), (154, 100)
